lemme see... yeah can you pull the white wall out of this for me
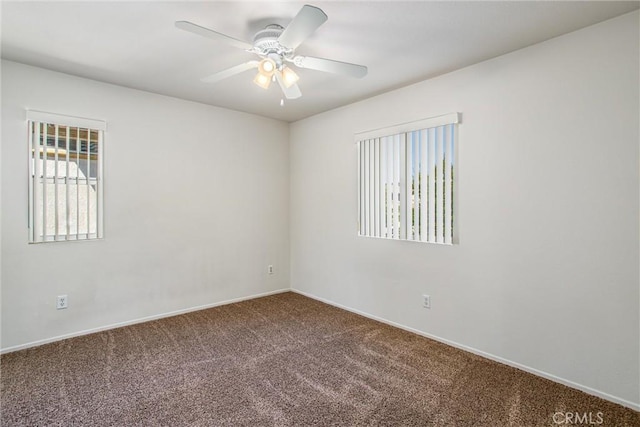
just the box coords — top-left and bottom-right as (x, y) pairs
(1, 60), (290, 350)
(290, 11), (639, 407)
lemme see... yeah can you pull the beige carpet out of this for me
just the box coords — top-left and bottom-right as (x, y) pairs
(1, 292), (638, 426)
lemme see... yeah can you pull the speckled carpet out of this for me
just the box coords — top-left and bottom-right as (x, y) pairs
(1, 292), (638, 426)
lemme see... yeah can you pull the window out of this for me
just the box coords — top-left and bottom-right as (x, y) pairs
(27, 111), (105, 243)
(356, 113), (459, 244)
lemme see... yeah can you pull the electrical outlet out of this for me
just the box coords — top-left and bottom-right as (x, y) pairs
(422, 294), (431, 309)
(268, 265), (274, 275)
(56, 295), (68, 310)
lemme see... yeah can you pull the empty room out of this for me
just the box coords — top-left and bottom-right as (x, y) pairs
(1, 1), (639, 425)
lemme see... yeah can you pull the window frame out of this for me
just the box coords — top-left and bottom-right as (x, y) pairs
(27, 110), (106, 244)
(355, 113), (460, 245)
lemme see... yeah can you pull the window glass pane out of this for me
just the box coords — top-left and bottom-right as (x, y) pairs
(358, 119), (456, 244)
(29, 119), (103, 243)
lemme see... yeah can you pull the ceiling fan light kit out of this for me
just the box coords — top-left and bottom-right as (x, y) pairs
(176, 4), (367, 101)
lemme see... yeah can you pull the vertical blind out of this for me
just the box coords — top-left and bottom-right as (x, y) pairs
(356, 113), (459, 245)
(27, 111), (105, 243)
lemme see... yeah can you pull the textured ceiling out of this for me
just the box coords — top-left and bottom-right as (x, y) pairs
(2, 1), (638, 122)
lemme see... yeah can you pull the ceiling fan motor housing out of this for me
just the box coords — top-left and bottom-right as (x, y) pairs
(252, 25), (293, 60)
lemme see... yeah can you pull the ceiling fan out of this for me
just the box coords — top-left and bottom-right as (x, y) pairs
(175, 4), (368, 100)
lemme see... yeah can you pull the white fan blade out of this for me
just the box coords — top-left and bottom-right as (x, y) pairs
(294, 56), (367, 78)
(278, 5), (327, 49)
(175, 21), (253, 50)
(274, 71), (302, 99)
(201, 61), (259, 83)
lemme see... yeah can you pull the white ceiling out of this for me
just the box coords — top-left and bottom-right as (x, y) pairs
(2, 1), (638, 122)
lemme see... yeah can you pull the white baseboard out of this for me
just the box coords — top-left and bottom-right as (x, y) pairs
(291, 288), (640, 412)
(1, 288), (290, 355)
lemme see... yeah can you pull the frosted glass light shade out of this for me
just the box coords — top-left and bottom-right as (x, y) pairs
(253, 72), (271, 89)
(281, 66), (299, 88)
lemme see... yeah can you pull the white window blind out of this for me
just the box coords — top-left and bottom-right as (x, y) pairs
(356, 113), (459, 245)
(27, 111), (105, 243)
